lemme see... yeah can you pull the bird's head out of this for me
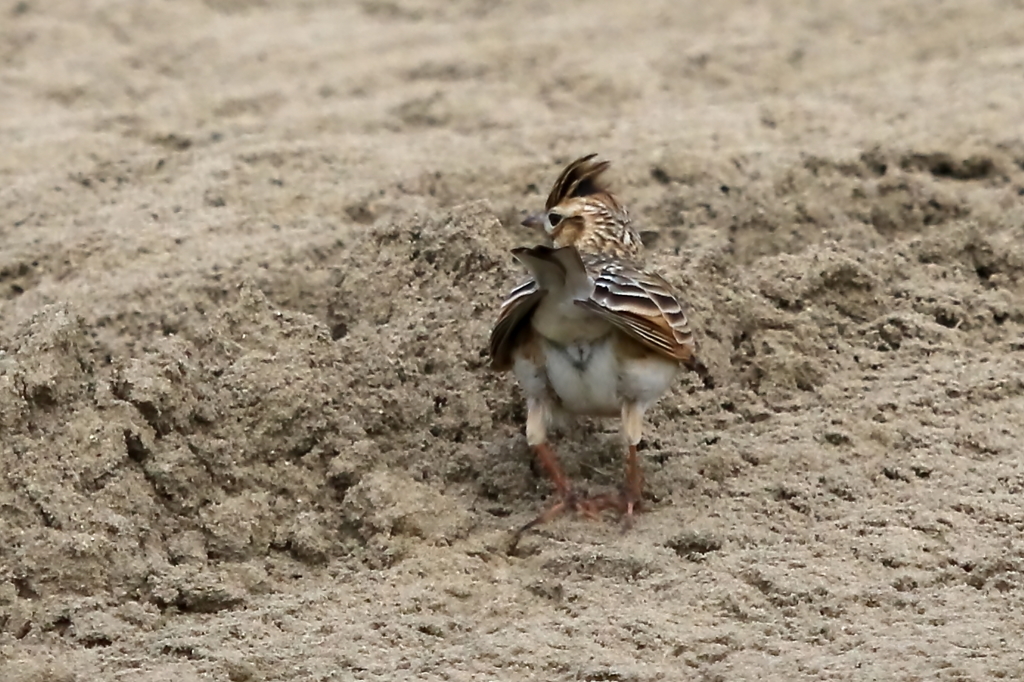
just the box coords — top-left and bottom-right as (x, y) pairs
(521, 154), (643, 259)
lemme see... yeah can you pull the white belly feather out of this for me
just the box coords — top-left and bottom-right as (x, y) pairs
(544, 338), (621, 415)
(513, 335), (678, 418)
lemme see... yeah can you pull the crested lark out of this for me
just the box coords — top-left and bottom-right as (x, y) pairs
(490, 154), (712, 537)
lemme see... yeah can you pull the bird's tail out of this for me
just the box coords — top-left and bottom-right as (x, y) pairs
(510, 245), (590, 298)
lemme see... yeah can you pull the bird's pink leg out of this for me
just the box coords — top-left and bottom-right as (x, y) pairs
(619, 403), (647, 527)
(531, 442), (573, 500)
(623, 443), (644, 517)
(518, 442), (602, 533)
(516, 402), (594, 537)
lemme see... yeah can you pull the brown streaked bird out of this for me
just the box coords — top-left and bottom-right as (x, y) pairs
(490, 154), (713, 538)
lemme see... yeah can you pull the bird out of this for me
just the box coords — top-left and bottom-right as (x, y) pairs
(489, 153), (713, 538)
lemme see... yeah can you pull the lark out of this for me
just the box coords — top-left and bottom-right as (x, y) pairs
(490, 154), (712, 537)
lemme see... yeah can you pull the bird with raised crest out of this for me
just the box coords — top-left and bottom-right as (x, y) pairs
(489, 154), (713, 540)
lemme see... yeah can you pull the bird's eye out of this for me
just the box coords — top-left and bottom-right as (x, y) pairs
(547, 212), (563, 227)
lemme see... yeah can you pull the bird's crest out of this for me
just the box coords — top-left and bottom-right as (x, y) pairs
(545, 154), (617, 211)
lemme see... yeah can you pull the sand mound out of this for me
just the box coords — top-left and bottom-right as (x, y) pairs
(4, 2), (1024, 679)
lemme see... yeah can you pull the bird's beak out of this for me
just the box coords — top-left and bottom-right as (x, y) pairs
(521, 213), (544, 229)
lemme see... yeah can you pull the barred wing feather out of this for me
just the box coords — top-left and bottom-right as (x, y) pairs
(489, 278), (543, 371)
(575, 258), (696, 362)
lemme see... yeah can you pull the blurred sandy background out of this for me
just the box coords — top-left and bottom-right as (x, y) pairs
(3, 1), (1024, 680)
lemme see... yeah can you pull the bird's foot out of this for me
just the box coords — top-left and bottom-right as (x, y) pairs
(510, 489), (643, 550)
(618, 488), (644, 531)
(584, 487), (646, 531)
(509, 490), (597, 548)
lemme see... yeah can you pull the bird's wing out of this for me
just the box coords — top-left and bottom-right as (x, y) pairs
(489, 277), (543, 371)
(575, 256), (698, 364)
(490, 248), (713, 386)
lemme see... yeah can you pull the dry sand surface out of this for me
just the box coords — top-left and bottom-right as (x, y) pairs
(3, 1), (1024, 680)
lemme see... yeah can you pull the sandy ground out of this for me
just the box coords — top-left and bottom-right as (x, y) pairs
(3, 1), (1024, 680)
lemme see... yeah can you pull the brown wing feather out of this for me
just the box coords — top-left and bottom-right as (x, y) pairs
(489, 279), (543, 371)
(575, 257), (697, 362)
